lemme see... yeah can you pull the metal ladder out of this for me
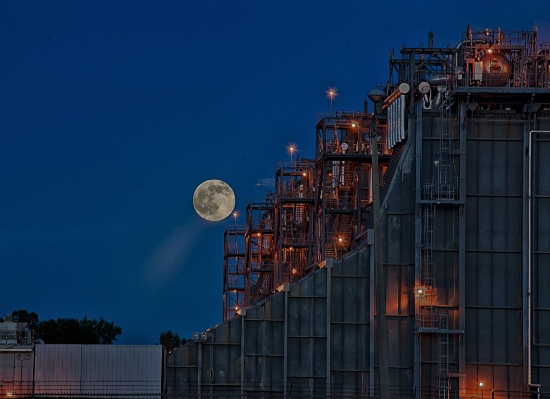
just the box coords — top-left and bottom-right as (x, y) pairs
(438, 312), (450, 399)
(437, 97), (456, 201)
(422, 184), (435, 290)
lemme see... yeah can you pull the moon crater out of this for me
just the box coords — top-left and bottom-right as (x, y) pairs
(193, 179), (235, 221)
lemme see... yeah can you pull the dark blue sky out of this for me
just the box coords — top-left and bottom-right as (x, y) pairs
(1, 1), (549, 344)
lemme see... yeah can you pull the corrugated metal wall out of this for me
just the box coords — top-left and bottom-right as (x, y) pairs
(0, 350), (34, 396)
(0, 345), (162, 395)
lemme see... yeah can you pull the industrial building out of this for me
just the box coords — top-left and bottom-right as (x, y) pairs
(0, 317), (163, 396)
(167, 25), (550, 398)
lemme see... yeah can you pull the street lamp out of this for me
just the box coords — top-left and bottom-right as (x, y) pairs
(327, 88), (337, 114)
(479, 381), (485, 399)
(367, 86), (389, 399)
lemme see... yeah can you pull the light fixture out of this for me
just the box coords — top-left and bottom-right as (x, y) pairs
(414, 286), (426, 298)
(341, 142), (349, 153)
(338, 237), (343, 243)
(367, 87), (385, 104)
(479, 381), (484, 388)
(326, 87), (338, 113)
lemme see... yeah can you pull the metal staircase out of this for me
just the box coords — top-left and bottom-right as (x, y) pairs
(417, 95), (458, 399)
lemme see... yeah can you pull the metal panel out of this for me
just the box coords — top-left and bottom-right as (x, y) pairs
(81, 345), (162, 393)
(34, 344), (81, 393)
(33, 344), (162, 394)
(0, 351), (34, 396)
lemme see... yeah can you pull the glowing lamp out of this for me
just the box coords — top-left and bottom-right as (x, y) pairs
(414, 286), (426, 298)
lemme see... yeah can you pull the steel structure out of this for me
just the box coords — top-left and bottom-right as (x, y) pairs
(176, 25), (550, 398)
(222, 144), (390, 321)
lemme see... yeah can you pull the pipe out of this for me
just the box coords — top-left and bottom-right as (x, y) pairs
(413, 102), (423, 397)
(371, 107), (390, 399)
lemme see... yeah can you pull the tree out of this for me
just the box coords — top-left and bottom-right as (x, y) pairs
(7, 310), (121, 344)
(35, 316), (121, 344)
(159, 330), (188, 353)
(10, 309), (39, 329)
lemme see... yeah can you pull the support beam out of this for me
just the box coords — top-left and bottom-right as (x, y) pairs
(413, 102), (423, 397)
(371, 113), (389, 399)
(458, 102), (467, 397)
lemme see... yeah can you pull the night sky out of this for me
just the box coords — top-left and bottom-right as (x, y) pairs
(1, 1), (549, 345)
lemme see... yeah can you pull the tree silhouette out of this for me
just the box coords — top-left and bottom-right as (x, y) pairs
(159, 330), (188, 353)
(7, 310), (121, 344)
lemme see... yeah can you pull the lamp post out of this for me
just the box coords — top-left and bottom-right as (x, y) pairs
(479, 381), (485, 399)
(327, 88), (337, 114)
(368, 87), (389, 399)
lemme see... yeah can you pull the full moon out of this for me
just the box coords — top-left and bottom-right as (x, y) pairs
(193, 179), (236, 221)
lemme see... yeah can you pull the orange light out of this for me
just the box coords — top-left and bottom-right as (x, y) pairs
(338, 237), (343, 243)
(352, 122), (357, 128)
(479, 381), (485, 388)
